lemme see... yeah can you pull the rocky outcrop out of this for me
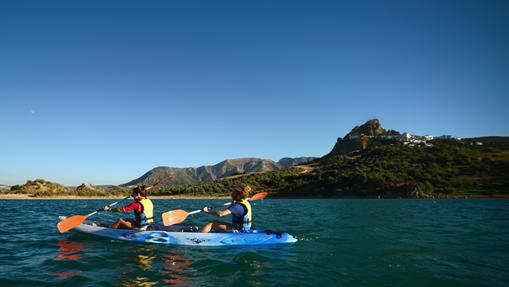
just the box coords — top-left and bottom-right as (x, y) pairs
(327, 119), (400, 156)
(75, 183), (109, 196)
(344, 119), (386, 139)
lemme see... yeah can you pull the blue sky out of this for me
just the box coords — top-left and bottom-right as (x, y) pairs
(1, 0), (508, 186)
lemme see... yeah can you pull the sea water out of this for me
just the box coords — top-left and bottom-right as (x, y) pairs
(0, 199), (508, 286)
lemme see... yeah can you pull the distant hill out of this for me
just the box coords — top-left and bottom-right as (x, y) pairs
(8, 179), (71, 196)
(4, 179), (127, 197)
(149, 120), (509, 198)
(122, 157), (317, 186)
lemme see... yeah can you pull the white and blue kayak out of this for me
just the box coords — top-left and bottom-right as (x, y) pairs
(70, 222), (298, 246)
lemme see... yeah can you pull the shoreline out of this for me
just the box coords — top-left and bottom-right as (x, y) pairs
(1, 193), (508, 200)
(0, 194), (230, 200)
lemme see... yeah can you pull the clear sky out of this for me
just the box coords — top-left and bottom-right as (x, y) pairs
(1, 0), (508, 186)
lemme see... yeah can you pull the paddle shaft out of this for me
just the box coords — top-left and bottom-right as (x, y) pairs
(161, 207), (218, 226)
(87, 196), (131, 217)
(222, 192), (268, 205)
(187, 210), (202, 216)
(188, 202), (232, 215)
(145, 175), (173, 191)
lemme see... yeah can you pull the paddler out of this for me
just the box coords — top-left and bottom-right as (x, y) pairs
(198, 184), (253, 233)
(102, 185), (154, 230)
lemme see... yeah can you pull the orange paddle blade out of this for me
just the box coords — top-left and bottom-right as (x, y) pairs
(162, 210), (189, 226)
(249, 192), (268, 201)
(57, 215), (88, 233)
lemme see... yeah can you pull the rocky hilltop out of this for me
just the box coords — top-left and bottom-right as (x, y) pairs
(122, 157), (316, 186)
(327, 119), (400, 156)
(74, 183), (110, 196)
(345, 118), (388, 138)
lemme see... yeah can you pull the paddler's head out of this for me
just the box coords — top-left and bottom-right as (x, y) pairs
(132, 185), (148, 201)
(231, 184), (252, 202)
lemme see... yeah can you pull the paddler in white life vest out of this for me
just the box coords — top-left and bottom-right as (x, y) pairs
(102, 185), (154, 230)
(198, 184), (253, 233)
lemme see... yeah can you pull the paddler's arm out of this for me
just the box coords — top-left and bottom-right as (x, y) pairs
(102, 202), (139, 212)
(102, 205), (122, 212)
(201, 207), (231, 217)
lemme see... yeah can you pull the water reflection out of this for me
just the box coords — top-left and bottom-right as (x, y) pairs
(56, 240), (84, 261)
(47, 270), (81, 280)
(48, 240), (84, 280)
(122, 277), (158, 287)
(160, 252), (193, 286)
(121, 247), (193, 287)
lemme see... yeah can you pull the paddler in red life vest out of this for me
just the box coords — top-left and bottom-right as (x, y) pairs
(102, 185), (154, 230)
(198, 184), (253, 233)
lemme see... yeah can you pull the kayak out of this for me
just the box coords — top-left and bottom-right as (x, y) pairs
(68, 221), (298, 246)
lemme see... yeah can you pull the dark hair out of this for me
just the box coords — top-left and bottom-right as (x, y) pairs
(132, 185), (148, 197)
(231, 184), (252, 201)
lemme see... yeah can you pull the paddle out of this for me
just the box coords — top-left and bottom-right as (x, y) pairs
(222, 191), (268, 205)
(57, 176), (173, 233)
(161, 191), (268, 226)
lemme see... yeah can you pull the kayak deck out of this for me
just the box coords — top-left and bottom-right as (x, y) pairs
(71, 222), (298, 246)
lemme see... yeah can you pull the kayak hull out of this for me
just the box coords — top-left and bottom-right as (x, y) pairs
(72, 223), (297, 246)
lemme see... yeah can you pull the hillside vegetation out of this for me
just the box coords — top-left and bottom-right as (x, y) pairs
(122, 157), (316, 186)
(4, 179), (128, 197)
(150, 139), (509, 198)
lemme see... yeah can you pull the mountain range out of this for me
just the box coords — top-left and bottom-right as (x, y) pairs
(151, 119), (509, 198)
(123, 119), (395, 187)
(122, 157), (317, 186)
(5, 118), (508, 198)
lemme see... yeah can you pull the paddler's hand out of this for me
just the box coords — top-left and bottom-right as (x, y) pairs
(102, 205), (111, 212)
(202, 207), (209, 213)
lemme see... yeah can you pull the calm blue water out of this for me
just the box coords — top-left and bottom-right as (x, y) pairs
(0, 199), (508, 286)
